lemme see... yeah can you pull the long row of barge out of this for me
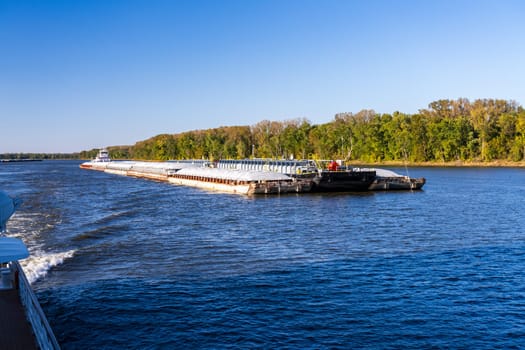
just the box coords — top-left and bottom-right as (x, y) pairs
(80, 150), (425, 195)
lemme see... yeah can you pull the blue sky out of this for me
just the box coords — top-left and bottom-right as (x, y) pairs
(1, 0), (524, 153)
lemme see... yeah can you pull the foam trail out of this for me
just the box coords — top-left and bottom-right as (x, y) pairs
(20, 250), (76, 284)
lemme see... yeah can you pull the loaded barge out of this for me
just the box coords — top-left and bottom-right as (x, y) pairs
(168, 167), (311, 194)
(217, 159), (376, 192)
(80, 151), (376, 195)
(80, 158), (312, 195)
(80, 151), (312, 194)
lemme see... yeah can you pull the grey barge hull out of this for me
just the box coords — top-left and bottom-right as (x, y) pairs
(369, 176), (426, 190)
(310, 170), (377, 192)
(367, 168), (426, 191)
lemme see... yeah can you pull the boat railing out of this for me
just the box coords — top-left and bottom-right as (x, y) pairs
(15, 261), (61, 350)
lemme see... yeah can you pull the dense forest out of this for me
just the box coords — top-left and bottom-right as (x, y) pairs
(79, 98), (524, 163)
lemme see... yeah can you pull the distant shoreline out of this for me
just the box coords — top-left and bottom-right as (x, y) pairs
(4, 157), (525, 168)
(0, 158), (43, 163)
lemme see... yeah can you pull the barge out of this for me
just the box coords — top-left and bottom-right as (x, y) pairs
(218, 159), (376, 192)
(80, 151), (310, 195)
(81, 150), (425, 194)
(368, 168), (426, 190)
(167, 167), (311, 194)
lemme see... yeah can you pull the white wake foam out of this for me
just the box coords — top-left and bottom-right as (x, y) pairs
(20, 249), (76, 284)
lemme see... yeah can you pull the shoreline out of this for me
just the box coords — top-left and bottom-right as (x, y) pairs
(353, 160), (525, 168)
(22, 158), (525, 168)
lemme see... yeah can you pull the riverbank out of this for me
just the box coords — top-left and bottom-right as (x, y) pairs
(354, 160), (525, 168)
(75, 158), (525, 168)
(0, 159), (43, 163)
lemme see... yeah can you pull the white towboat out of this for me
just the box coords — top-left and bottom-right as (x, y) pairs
(93, 148), (111, 162)
(80, 148), (112, 170)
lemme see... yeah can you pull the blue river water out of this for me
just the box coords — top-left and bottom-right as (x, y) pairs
(1, 161), (525, 349)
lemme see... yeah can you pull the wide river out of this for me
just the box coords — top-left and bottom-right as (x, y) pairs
(1, 161), (525, 349)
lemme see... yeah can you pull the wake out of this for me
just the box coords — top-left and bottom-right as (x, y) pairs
(20, 249), (76, 284)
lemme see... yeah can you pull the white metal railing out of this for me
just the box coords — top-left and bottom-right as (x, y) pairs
(14, 261), (61, 350)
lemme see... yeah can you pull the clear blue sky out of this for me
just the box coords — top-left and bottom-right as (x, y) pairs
(1, 0), (524, 153)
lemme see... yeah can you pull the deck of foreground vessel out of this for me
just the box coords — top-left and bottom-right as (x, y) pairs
(0, 289), (38, 350)
(1, 191), (59, 349)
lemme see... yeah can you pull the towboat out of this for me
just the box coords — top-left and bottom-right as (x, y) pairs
(93, 148), (111, 162)
(80, 148), (111, 169)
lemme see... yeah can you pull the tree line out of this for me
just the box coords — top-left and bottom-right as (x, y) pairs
(79, 98), (525, 163)
(0, 153), (80, 160)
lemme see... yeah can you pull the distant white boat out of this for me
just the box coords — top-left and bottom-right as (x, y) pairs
(80, 149), (111, 170)
(93, 148), (111, 163)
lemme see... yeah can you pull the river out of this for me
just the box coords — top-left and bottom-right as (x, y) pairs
(1, 161), (525, 349)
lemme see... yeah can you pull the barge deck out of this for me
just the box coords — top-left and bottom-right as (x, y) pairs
(80, 159), (309, 194)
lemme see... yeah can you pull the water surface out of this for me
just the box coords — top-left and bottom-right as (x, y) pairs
(2, 161), (525, 349)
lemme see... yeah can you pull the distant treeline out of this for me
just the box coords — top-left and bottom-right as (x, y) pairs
(0, 153), (80, 160)
(80, 98), (525, 163)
